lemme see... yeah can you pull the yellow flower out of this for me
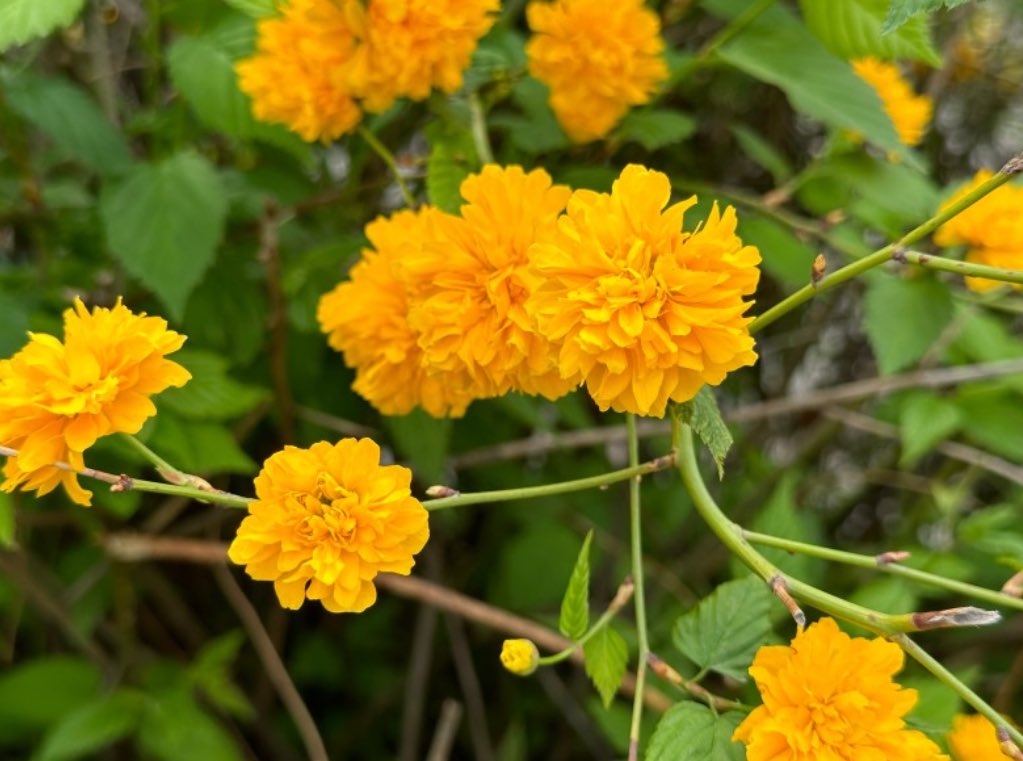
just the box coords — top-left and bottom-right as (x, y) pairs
(228, 438), (429, 613)
(0, 298), (190, 506)
(317, 207), (478, 418)
(733, 617), (948, 761)
(500, 639), (540, 676)
(526, 0), (668, 143)
(526, 164), (760, 418)
(852, 58), (933, 147)
(948, 714), (1005, 761)
(401, 165), (576, 401)
(236, 0), (363, 142)
(346, 0), (498, 113)
(934, 170), (1023, 292)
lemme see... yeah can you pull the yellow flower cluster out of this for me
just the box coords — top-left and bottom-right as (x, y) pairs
(0, 298), (190, 506)
(526, 0), (668, 143)
(228, 438), (429, 613)
(733, 617), (947, 761)
(319, 163), (761, 419)
(934, 170), (1023, 292)
(852, 58), (933, 147)
(947, 714), (1005, 761)
(237, 0), (497, 141)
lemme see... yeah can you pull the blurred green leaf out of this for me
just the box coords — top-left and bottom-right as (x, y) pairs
(189, 632), (254, 720)
(138, 690), (244, 761)
(741, 474), (825, 586)
(221, 0), (277, 18)
(672, 576), (772, 681)
(899, 392), (962, 466)
(958, 504), (1023, 562)
(559, 530), (592, 639)
(34, 690), (143, 761)
(144, 414), (256, 475)
(159, 350), (268, 421)
(616, 108), (697, 151)
(0, 657), (101, 744)
(0, 0), (86, 52)
(647, 703), (745, 761)
(739, 214), (817, 288)
(492, 78), (568, 154)
(100, 151), (227, 320)
(800, 0), (942, 66)
(846, 578), (917, 636)
(385, 408), (451, 486)
(864, 275), (954, 374)
(730, 123), (793, 183)
(583, 624), (628, 708)
(425, 120), (477, 214)
(955, 389), (1023, 462)
(678, 387), (733, 479)
(882, 0), (971, 33)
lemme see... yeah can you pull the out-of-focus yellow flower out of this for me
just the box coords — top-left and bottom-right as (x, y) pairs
(948, 714), (1005, 761)
(733, 617), (947, 761)
(228, 438), (429, 613)
(402, 165), (576, 400)
(526, 0), (667, 143)
(500, 639), (540, 676)
(852, 58), (933, 147)
(0, 298), (190, 506)
(317, 207), (478, 418)
(526, 164), (760, 418)
(346, 0), (498, 113)
(934, 170), (1023, 292)
(236, 0), (363, 142)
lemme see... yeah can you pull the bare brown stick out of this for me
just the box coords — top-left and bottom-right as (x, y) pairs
(398, 603), (437, 761)
(214, 567), (330, 761)
(424, 699), (462, 761)
(0, 445), (123, 485)
(444, 614), (496, 761)
(295, 406), (378, 438)
(260, 200), (296, 443)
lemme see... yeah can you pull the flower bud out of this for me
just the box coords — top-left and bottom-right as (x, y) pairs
(500, 639), (540, 676)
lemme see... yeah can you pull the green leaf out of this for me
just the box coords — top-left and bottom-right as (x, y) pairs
(899, 392), (962, 466)
(144, 415), (256, 476)
(677, 387), (733, 478)
(616, 108), (697, 151)
(158, 350), (268, 421)
(491, 78), (569, 155)
(845, 577), (917, 636)
(730, 123), (793, 183)
(742, 473), (825, 586)
(0, 0), (86, 52)
(583, 625), (628, 708)
(221, 0), (277, 18)
(672, 576), (772, 681)
(34, 690), (143, 761)
(0, 657), (101, 743)
(863, 275), (955, 374)
(559, 530), (593, 639)
(385, 408), (452, 486)
(647, 703), (745, 761)
(704, 0), (905, 158)
(188, 632), (254, 720)
(138, 690), (244, 761)
(738, 214), (817, 288)
(0, 492), (14, 549)
(882, 0), (972, 33)
(1, 73), (132, 175)
(100, 152), (227, 320)
(425, 120), (477, 214)
(956, 390), (1023, 462)
(799, 0), (942, 66)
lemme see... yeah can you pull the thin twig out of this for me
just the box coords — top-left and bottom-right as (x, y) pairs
(424, 699), (462, 761)
(445, 614), (496, 761)
(295, 406), (377, 438)
(260, 200), (297, 443)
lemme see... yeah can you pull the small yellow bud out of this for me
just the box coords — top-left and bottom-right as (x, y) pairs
(500, 639), (539, 676)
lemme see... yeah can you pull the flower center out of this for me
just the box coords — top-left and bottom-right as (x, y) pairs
(302, 472), (359, 545)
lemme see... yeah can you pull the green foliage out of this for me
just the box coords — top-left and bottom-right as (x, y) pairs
(582, 624), (628, 708)
(0, 0), (85, 52)
(0, 493), (15, 548)
(864, 275), (955, 374)
(0, 657), (101, 745)
(882, 0), (973, 32)
(425, 119), (478, 213)
(616, 108), (697, 151)
(158, 350), (268, 421)
(138, 689), (244, 761)
(647, 703), (745, 761)
(899, 392), (962, 465)
(144, 414), (256, 475)
(559, 530), (592, 639)
(385, 409), (452, 486)
(34, 690), (144, 761)
(677, 388), (733, 478)
(800, 0), (942, 65)
(672, 576), (773, 681)
(221, 0), (277, 18)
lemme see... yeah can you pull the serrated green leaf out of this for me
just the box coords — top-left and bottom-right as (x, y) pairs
(559, 530), (593, 639)
(673, 576), (772, 681)
(800, 0), (942, 66)
(34, 690), (143, 761)
(583, 625), (628, 708)
(863, 275), (955, 374)
(2, 72), (132, 175)
(899, 392), (962, 466)
(221, 0), (277, 18)
(616, 108), (697, 151)
(100, 152), (227, 320)
(425, 121), (477, 214)
(647, 703), (745, 761)
(882, 0), (972, 33)
(158, 350), (268, 421)
(678, 387), (733, 478)
(0, 0), (86, 52)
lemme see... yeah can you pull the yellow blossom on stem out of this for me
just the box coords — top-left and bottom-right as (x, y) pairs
(228, 438), (429, 614)
(500, 639), (540, 676)
(852, 58), (933, 147)
(402, 165), (576, 401)
(0, 298), (190, 506)
(236, 0), (363, 142)
(317, 207), (478, 418)
(934, 169), (1023, 292)
(526, 0), (668, 143)
(526, 164), (760, 418)
(948, 714), (1007, 761)
(733, 617), (948, 761)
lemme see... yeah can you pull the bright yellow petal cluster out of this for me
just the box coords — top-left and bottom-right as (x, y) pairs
(237, 0), (497, 141)
(948, 714), (1005, 761)
(236, 0), (363, 142)
(317, 207), (477, 417)
(500, 639), (540, 676)
(526, 0), (668, 143)
(526, 164), (760, 417)
(0, 298), (190, 506)
(852, 58), (933, 147)
(934, 170), (1023, 292)
(733, 617), (948, 761)
(403, 165), (575, 400)
(228, 438), (429, 614)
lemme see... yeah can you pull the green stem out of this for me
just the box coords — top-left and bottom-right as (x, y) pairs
(122, 434), (187, 482)
(897, 249), (1023, 287)
(749, 165), (1021, 334)
(696, 0), (775, 61)
(126, 478), (252, 509)
(358, 126), (415, 207)
(897, 635), (1023, 748)
(627, 414), (649, 760)
(743, 531), (1023, 613)
(469, 92), (495, 165)
(425, 453), (674, 511)
(539, 590), (630, 666)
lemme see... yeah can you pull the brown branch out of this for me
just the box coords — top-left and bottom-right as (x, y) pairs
(295, 406), (377, 438)
(424, 699), (462, 761)
(260, 200), (296, 443)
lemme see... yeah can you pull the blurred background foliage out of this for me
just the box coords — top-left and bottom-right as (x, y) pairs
(0, 0), (1021, 758)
